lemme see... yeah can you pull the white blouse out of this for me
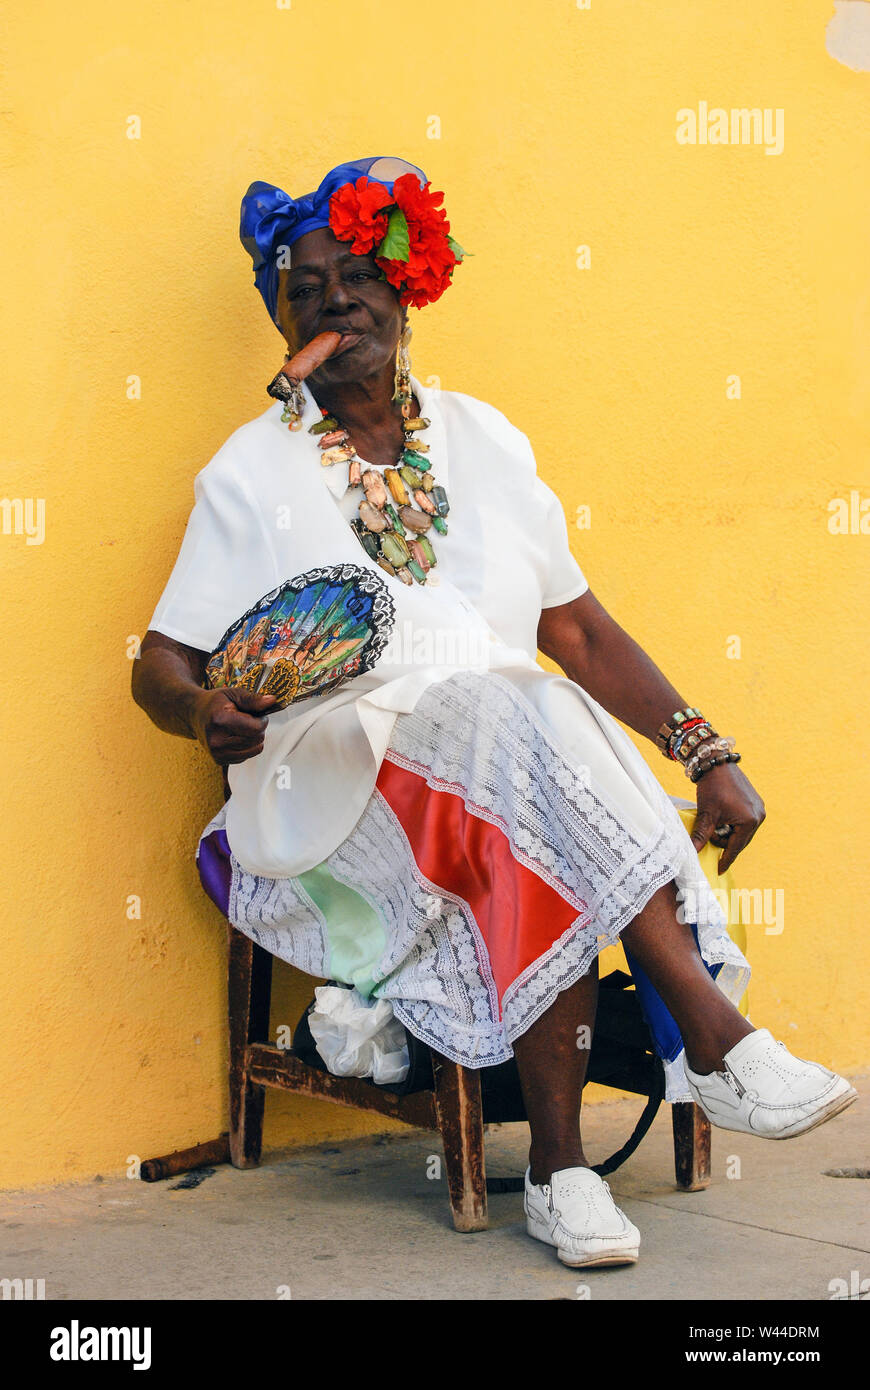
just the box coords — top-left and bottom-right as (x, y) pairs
(148, 373), (589, 877)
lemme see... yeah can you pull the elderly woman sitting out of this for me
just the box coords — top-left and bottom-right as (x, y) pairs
(132, 156), (856, 1270)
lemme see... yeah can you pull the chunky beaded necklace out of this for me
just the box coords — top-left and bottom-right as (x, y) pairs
(268, 327), (450, 586)
(307, 402), (448, 587)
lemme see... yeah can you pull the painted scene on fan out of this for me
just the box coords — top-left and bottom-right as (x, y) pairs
(204, 565), (396, 707)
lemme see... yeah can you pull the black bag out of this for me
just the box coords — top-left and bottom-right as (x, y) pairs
(292, 970), (664, 1186)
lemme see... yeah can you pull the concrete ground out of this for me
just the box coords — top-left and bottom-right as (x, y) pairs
(2, 1074), (868, 1301)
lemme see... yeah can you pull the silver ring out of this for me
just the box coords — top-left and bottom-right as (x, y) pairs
(714, 822), (734, 837)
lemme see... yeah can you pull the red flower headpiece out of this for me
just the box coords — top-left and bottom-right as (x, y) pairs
(328, 173), (467, 310)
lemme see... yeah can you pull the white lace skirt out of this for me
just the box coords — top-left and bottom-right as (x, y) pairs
(197, 667), (750, 1102)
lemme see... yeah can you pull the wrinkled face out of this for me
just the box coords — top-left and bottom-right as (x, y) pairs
(276, 227), (406, 385)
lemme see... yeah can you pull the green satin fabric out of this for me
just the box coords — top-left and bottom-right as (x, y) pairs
(297, 863), (386, 998)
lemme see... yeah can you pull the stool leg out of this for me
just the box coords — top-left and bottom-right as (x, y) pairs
(228, 926), (272, 1168)
(672, 1100), (711, 1190)
(432, 1055), (488, 1232)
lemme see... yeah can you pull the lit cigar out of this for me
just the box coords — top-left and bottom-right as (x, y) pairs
(267, 330), (345, 408)
(280, 330), (343, 384)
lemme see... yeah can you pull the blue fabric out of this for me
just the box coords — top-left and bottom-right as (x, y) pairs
(624, 925), (724, 1065)
(239, 156), (428, 328)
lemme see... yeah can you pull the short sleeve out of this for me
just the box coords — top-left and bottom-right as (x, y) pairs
(534, 476), (589, 608)
(147, 459), (278, 653)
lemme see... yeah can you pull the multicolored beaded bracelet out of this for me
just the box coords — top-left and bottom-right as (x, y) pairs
(656, 707), (717, 761)
(689, 749), (742, 784)
(685, 735), (736, 775)
(656, 706), (742, 782)
(671, 721), (718, 764)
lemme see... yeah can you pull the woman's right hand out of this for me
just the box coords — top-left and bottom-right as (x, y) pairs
(191, 687), (280, 765)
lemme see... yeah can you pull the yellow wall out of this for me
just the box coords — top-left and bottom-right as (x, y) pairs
(2, 1), (868, 1189)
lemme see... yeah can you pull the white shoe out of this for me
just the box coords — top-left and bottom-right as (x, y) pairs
(524, 1166), (640, 1268)
(684, 1028), (858, 1139)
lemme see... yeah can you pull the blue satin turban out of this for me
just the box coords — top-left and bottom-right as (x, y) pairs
(239, 156), (428, 329)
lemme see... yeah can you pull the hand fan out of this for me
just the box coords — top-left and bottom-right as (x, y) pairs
(205, 563), (395, 710)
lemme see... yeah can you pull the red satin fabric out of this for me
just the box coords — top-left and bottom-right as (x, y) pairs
(375, 754), (587, 1015)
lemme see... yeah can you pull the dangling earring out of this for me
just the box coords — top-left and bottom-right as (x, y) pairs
(393, 320), (414, 419)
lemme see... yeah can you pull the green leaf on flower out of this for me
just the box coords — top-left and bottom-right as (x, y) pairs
(447, 235), (471, 259)
(377, 207), (410, 261)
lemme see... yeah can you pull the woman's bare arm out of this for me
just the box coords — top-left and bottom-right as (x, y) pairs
(131, 631), (278, 764)
(131, 632), (209, 739)
(537, 590), (765, 871)
(537, 590), (688, 743)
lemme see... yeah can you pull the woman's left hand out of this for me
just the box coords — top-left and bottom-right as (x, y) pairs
(690, 762), (766, 875)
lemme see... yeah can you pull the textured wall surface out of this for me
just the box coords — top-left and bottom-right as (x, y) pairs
(2, 1), (868, 1188)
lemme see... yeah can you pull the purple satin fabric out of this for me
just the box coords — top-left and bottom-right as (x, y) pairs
(197, 826), (232, 919)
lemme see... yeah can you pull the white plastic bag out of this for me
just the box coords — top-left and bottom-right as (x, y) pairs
(307, 985), (410, 1085)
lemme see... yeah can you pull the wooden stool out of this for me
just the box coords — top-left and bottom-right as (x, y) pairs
(225, 926), (710, 1231)
(143, 799), (730, 1218)
(142, 925), (711, 1221)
